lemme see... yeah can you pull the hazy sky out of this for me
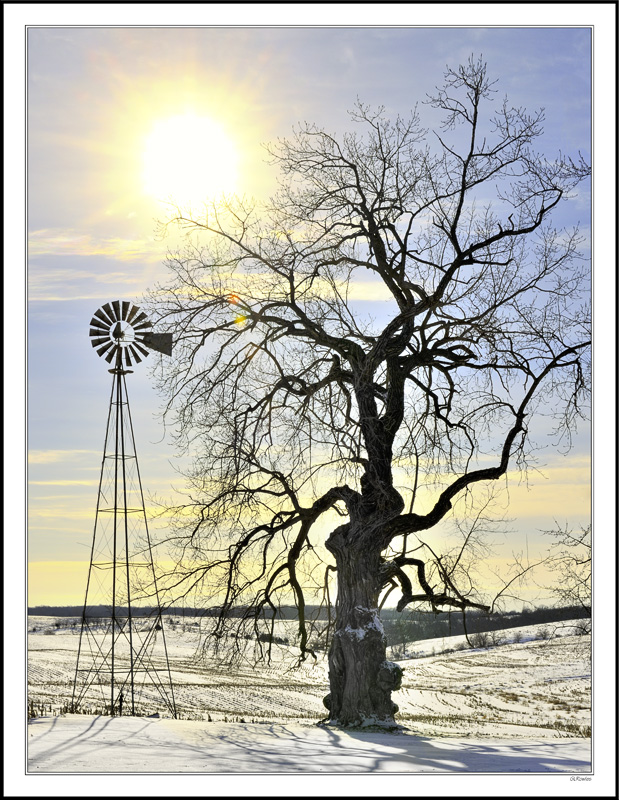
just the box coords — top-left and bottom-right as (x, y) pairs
(24, 20), (597, 606)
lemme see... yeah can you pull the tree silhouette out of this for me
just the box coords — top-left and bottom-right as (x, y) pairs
(148, 57), (590, 727)
(545, 523), (591, 629)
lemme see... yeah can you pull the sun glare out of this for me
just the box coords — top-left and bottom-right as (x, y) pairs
(142, 113), (239, 206)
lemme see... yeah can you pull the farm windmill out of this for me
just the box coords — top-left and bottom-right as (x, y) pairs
(72, 301), (177, 718)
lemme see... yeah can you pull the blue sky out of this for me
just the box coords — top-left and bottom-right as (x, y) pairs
(18, 19), (603, 606)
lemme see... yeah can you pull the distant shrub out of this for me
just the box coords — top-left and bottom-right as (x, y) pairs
(574, 620), (591, 636)
(537, 625), (552, 641)
(390, 643), (407, 659)
(257, 632), (288, 645)
(469, 631), (490, 649)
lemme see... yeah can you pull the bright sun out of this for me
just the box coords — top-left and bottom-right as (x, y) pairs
(142, 113), (239, 206)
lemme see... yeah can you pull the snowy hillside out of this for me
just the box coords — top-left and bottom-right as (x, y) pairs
(28, 617), (591, 739)
(24, 616), (593, 776)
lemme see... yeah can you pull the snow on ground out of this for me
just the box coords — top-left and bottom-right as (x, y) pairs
(26, 616), (592, 775)
(393, 631), (591, 739)
(28, 714), (591, 774)
(389, 619), (589, 659)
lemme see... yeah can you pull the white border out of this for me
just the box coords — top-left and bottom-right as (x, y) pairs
(5, 4), (616, 798)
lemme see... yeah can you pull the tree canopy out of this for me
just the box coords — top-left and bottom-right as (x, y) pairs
(147, 57), (590, 726)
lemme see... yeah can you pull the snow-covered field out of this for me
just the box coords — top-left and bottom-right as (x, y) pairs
(28, 715), (592, 774)
(26, 616), (592, 775)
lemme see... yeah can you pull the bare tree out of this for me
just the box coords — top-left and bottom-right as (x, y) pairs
(147, 57), (590, 727)
(544, 522), (591, 632)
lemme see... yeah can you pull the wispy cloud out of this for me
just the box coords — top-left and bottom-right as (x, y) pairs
(170, 269), (397, 304)
(28, 228), (161, 262)
(28, 266), (145, 302)
(28, 480), (98, 486)
(28, 449), (98, 464)
(27, 266), (160, 303)
(28, 507), (94, 520)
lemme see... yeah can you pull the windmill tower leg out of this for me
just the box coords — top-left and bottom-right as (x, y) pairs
(73, 303), (176, 718)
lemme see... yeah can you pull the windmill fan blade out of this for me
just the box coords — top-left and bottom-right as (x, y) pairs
(105, 345), (120, 364)
(126, 304), (140, 325)
(140, 332), (173, 356)
(124, 349), (133, 368)
(131, 341), (150, 359)
(91, 335), (111, 348)
(94, 308), (114, 326)
(102, 302), (116, 323)
(90, 317), (110, 332)
(96, 341), (115, 357)
(128, 344), (143, 364)
(90, 329), (111, 340)
(112, 300), (122, 321)
(121, 301), (130, 320)
(132, 311), (148, 326)
(133, 320), (153, 332)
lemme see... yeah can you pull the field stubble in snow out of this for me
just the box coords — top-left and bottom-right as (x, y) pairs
(27, 617), (591, 773)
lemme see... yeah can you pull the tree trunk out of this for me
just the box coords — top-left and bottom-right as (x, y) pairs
(323, 544), (403, 727)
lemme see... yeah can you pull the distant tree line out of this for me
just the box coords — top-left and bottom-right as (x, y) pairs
(382, 604), (590, 647)
(28, 604), (246, 618)
(28, 605), (167, 618)
(28, 604), (308, 618)
(29, 602), (589, 642)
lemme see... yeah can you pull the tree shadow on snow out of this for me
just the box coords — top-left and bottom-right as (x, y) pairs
(213, 723), (591, 773)
(314, 726), (591, 773)
(28, 715), (163, 771)
(27, 718), (591, 774)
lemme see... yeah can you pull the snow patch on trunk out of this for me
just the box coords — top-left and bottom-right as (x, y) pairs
(337, 606), (384, 640)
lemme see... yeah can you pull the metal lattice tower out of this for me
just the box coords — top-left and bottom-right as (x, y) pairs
(72, 300), (177, 718)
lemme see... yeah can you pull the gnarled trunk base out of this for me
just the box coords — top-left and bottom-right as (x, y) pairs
(323, 530), (404, 727)
(324, 604), (402, 727)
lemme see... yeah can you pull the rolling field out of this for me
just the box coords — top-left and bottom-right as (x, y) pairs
(27, 616), (591, 740)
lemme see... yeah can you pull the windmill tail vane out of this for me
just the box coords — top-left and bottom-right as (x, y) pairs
(73, 301), (177, 719)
